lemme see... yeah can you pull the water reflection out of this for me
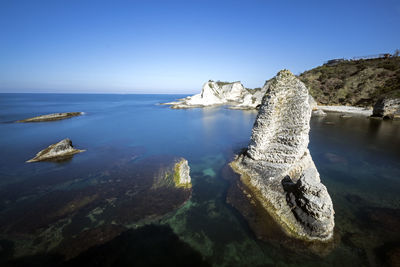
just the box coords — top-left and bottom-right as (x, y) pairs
(0, 94), (399, 266)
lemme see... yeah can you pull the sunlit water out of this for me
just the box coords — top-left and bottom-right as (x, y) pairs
(0, 94), (399, 266)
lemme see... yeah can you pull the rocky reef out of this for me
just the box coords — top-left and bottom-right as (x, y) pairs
(2, 149), (192, 261)
(17, 112), (83, 122)
(372, 98), (400, 119)
(27, 138), (85, 162)
(163, 81), (265, 109)
(230, 70), (334, 241)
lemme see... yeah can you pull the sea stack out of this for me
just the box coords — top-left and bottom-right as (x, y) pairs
(230, 70), (334, 241)
(27, 138), (85, 162)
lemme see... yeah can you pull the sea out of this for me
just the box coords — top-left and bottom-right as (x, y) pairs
(0, 93), (399, 267)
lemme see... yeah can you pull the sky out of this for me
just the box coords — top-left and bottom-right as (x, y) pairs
(0, 0), (399, 94)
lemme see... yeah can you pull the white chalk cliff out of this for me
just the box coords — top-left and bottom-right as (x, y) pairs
(163, 79), (319, 111)
(163, 81), (265, 109)
(230, 70), (334, 241)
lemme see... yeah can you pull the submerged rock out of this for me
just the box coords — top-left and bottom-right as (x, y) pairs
(17, 112), (83, 122)
(3, 153), (192, 260)
(162, 81), (265, 109)
(230, 70), (334, 241)
(372, 98), (400, 119)
(340, 114), (352, 118)
(27, 138), (85, 162)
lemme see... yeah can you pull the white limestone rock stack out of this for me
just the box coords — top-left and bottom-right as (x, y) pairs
(163, 81), (265, 109)
(230, 70), (334, 241)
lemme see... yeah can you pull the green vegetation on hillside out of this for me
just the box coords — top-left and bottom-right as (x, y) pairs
(299, 57), (400, 106)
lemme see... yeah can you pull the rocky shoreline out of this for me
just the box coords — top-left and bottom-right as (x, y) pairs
(161, 78), (383, 119)
(318, 105), (373, 116)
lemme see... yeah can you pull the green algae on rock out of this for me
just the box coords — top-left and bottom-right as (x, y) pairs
(17, 112), (83, 122)
(26, 138), (85, 163)
(2, 152), (192, 260)
(230, 70), (335, 242)
(173, 158), (192, 188)
(151, 158), (192, 189)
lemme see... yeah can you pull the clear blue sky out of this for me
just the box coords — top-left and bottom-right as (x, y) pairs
(1, 0), (399, 93)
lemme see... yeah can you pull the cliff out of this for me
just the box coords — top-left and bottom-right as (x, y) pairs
(164, 79), (318, 111)
(163, 81), (265, 109)
(230, 70), (334, 241)
(299, 57), (400, 107)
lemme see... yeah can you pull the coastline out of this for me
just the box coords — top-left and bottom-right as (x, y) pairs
(318, 105), (372, 116)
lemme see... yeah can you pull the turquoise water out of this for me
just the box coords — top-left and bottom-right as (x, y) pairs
(0, 94), (399, 266)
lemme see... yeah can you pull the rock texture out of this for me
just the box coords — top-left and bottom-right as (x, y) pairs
(230, 70), (334, 241)
(163, 79), (321, 111)
(27, 138), (85, 162)
(17, 112), (83, 122)
(174, 158), (191, 187)
(162, 81), (265, 109)
(308, 95), (318, 111)
(372, 98), (400, 119)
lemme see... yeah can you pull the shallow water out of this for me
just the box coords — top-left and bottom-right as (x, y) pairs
(0, 94), (399, 266)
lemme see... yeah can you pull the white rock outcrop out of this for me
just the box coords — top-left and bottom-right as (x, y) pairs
(312, 109), (327, 117)
(230, 70), (334, 241)
(163, 81), (265, 109)
(27, 138), (85, 162)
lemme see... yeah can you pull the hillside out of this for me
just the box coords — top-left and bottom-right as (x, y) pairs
(299, 56), (400, 107)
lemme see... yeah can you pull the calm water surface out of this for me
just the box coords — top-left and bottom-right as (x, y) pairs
(0, 94), (399, 266)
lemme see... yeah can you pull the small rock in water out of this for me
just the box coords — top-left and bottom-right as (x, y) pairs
(27, 138), (85, 162)
(17, 112), (83, 122)
(312, 109), (327, 117)
(174, 158), (192, 187)
(340, 114), (352, 118)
